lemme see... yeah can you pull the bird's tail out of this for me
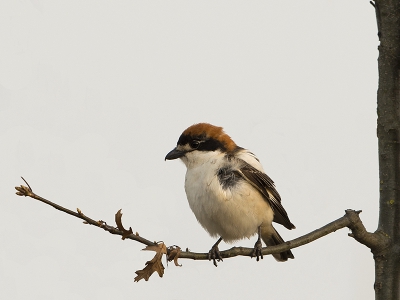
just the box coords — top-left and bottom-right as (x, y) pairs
(261, 226), (294, 262)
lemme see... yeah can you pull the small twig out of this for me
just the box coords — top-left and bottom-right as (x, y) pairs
(21, 176), (32, 192)
(15, 180), (156, 247)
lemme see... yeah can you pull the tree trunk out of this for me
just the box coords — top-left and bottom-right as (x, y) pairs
(374, 0), (400, 299)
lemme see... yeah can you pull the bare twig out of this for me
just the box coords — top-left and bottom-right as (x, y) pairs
(15, 179), (389, 263)
(15, 181), (156, 247)
(21, 176), (32, 192)
(178, 209), (388, 260)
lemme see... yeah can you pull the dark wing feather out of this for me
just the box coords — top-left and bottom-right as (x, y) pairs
(236, 159), (295, 230)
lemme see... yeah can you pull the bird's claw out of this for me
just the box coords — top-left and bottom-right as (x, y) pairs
(208, 244), (223, 267)
(251, 239), (263, 261)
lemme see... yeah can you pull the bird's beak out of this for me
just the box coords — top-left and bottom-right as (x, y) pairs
(165, 147), (185, 160)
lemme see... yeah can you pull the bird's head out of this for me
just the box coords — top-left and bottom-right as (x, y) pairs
(165, 123), (237, 167)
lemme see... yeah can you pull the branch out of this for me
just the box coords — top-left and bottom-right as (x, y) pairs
(15, 179), (157, 247)
(15, 179), (390, 281)
(179, 210), (388, 260)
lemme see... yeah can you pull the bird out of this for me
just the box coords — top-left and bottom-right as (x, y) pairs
(165, 123), (295, 266)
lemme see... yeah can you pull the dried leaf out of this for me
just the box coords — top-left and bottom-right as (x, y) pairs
(143, 243), (167, 254)
(167, 246), (182, 267)
(115, 209), (133, 240)
(134, 243), (166, 282)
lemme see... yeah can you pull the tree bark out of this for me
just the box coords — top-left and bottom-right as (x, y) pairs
(374, 0), (400, 298)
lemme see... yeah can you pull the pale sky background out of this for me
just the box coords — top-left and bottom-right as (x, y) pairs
(1, 1), (378, 299)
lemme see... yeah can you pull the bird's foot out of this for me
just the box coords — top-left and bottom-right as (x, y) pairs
(251, 237), (263, 261)
(208, 238), (223, 267)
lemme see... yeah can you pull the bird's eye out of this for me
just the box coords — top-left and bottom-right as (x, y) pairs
(190, 140), (201, 149)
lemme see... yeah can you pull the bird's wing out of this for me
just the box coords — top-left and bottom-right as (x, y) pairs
(236, 158), (295, 230)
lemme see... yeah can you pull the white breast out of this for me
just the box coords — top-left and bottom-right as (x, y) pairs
(182, 150), (274, 242)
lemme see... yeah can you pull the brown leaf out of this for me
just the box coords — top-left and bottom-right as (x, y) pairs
(115, 209), (133, 240)
(134, 243), (166, 282)
(143, 243), (167, 254)
(167, 246), (182, 267)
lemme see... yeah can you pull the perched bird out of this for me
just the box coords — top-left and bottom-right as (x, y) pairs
(165, 123), (295, 266)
